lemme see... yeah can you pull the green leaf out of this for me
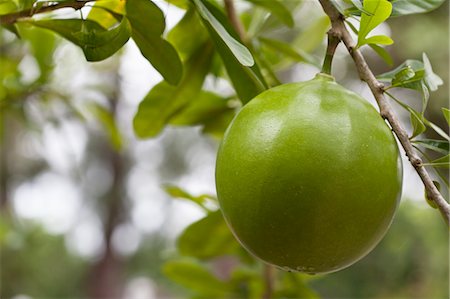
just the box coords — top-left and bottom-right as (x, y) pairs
(23, 19), (104, 44)
(424, 120), (450, 141)
(3, 24), (20, 38)
(368, 44), (393, 65)
(357, 0), (392, 48)
(163, 259), (232, 295)
(259, 37), (320, 67)
(364, 34), (393, 45)
(164, 184), (216, 211)
(167, 7), (209, 60)
(427, 154), (450, 168)
(422, 53), (443, 92)
(24, 18), (130, 61)
(192, 0), (254, 66)
(165, 0), (189, 9)
(193, 0), (266, 103)
(72, 17), (131, 61)
(0, 0), (17, 15)
(390, 0), (446, 16)
(408, 107), (426, 139)
(126, 0), (182, 85)
(392, 66), (415, 86)
(177, 211), (239, 259)
(133, 42), (214, 138)
(89, 103), (123, 150)
(413, 139), (449, 155)
(170, 91), (236, 126)
(168, 88), (237, 137)
(87, 0), (125, 29)
(377, 59), (425, 91)
(244, 0), (294, 28)
(442, 108), (450, 125)
(329, 0), (349, 15)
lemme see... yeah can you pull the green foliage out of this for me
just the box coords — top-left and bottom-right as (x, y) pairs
(0, 223), (88, 298)
(193, 0), (267, 103)
(133, 41), (214, 138)
(357, 0), (393, 48)
(192, 0), (253, 67)
(177, 211), (239, 258)
(390, 0), (446, 16)
(126, 0), (182, 85)
(22, 18), (130, 61)
(163, 259), (233, 297)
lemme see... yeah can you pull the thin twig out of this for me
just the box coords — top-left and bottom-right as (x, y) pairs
(318, 0), (450, 225)
(0, 0), (95, 25)
(223, 0), (246, 42)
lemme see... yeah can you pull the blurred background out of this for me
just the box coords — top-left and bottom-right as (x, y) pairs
(0, 1), (448, 298)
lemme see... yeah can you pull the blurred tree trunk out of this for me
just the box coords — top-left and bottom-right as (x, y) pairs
(87, 69), (127, 298)
(0, 111), (11, 213)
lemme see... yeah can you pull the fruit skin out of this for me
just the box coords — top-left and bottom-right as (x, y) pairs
(215, 73), (402, 274)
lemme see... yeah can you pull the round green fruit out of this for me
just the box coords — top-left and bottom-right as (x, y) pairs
(215, 73), (402, 274)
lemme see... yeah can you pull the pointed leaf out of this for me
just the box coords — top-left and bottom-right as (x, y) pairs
(193, 0), (266, 103)
(24, 18), (130, 61)
(422, 53), (443, 92)
(192, 0), (254, 66)
(390, 0), (446, 16)
(24, 19), (104, 44)
(369, 44), (393, 65)
(357, 0), (392, 47)
(167, 7), (209, 60)
(126, 0), (182, 85)
(377, 59), (427, 91)
(442, 108), (450, 125)
(424, 120), (450, 141)
(428, 154), (450, 168)
(364, 34), (393, 45)
(87, 0), (125, 29)
(72, 17), (131, 61)
(164, 184), (215, 211)
(413, 139), (449, 155)
(133, 42), (214, 138)
(407, 107), (426, 138)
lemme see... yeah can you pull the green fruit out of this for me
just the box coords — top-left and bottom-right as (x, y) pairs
(215, 73), (402, 274)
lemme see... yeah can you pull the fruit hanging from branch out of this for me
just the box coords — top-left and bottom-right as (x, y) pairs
(215, 73), (403, 274)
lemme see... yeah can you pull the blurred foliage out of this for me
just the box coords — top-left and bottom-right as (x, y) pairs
(1, 200), (448, 298)
(0, 219), (88, 297)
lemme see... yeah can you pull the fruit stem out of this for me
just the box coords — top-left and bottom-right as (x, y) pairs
(321, 31), (341, 75)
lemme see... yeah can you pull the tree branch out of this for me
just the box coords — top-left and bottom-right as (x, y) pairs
(0, 0), (94, 25)
(318, 0), (450, 225)
(223, 0), (246, 42)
